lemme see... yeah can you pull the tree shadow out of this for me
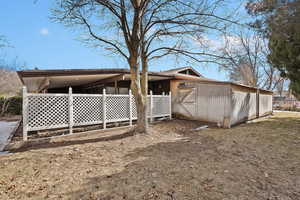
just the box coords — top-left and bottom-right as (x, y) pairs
(48, 134), (222, 200)
(55, 116), (300, 200)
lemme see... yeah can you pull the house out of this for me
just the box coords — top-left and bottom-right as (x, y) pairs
(18, 67), (273, 130)
(273, 90), (300, 109)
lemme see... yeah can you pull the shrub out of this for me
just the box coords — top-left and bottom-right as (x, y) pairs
(0, 96), (22, 116)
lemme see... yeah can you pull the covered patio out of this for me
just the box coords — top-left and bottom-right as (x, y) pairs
(17, 69), (173, 95)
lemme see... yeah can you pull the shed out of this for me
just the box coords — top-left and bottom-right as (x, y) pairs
(18, 67), (273, 128)
(171, 80), (273, 127)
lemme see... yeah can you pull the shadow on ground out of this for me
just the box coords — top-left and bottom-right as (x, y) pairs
(55, 116), (300, 200)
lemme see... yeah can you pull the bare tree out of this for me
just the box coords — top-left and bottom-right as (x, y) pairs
(52, 0), (235, 133)
(275, 77), (285, 96)
(0, 59), (23, 97)
(219, 30), (283, 90)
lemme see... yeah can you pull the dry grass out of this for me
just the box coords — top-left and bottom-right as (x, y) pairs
(0, 112), (299, 200)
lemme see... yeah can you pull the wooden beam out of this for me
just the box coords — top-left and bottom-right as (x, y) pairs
(114, 80), (118, 94)
(81, 74), (125, 89)
(38, 77), (50, 93)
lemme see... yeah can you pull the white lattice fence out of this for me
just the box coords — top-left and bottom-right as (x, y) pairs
(73, 94), (103, 126)
(22, 87), (171, 141)
(26, 94), (69, 131)
(106, 95), (131, 122)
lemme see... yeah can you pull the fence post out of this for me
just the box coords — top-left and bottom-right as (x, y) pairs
(22, 86), (28, 141)
(150, 90), (153, 123)
(169, 91), (172, 119)
(129, 89), (132, 126)
(103, 89), (107, 129)
(68, 87), (73, 135)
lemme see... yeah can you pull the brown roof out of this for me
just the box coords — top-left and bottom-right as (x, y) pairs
(17, 68), (173, 78)
(160, 66), (203, 77)
(17, 67), (273, 94)
(178, 79), (273, 94)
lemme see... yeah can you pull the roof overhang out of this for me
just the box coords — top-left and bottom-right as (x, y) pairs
(17, 69), (174, 92)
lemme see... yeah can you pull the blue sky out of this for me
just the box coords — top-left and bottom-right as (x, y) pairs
(0, 1), (230, 80)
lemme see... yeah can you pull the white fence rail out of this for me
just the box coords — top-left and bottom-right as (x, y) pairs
(22, 87), (171, 141)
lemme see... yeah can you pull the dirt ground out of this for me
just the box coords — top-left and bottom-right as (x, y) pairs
(0, 112), (299, 200)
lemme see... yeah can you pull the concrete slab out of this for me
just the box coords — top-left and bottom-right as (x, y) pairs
(0, 121), (18, 151)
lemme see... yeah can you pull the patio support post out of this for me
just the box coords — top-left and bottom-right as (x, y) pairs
(129, 89), (132, 126)
(169, 91), (172, 120)
(150, 90), (153, 123)
(22, 86), (28, 141)
(103, 89), (107, 129)
(68, 87), (73, 135)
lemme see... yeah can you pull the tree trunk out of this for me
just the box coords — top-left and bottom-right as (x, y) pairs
(135, 94), (148, 133)
(0, 98), (10, 117)
(129, 56), (149, 134)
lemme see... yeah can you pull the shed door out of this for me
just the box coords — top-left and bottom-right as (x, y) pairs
(177, 87), (196, 117)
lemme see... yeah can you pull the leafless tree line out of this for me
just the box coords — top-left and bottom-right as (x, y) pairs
(218, 30), (285, 91)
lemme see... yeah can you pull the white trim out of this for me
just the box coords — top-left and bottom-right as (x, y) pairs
(102, 89), (107, 129)
(22, 87), (28, 141)
(68, 87), (73, 134)
(73, 94), (103, 97)
(129, 90), (132, 126)
(74, 121), (103, 127)
(28, 93), (68, 97)
(28, 124), (69, 131)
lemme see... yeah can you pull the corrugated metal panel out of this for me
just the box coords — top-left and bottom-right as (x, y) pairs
(231, 91), (257, 125)
(172, 81), (273, 127)
(195, 84), (231, 123)
(259, 94), (273, 116)
(173, 82), (231, 125)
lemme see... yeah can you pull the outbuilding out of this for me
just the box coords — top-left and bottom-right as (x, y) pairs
(18, 67), (273, 129)
(170, 80), (273, 127)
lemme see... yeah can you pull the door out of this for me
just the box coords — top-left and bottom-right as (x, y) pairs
(176, 87), (197, 118)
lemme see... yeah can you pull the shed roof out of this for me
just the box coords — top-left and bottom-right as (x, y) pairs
(160, 66), (216, 82)
(176, 79), (273, 94)
(161, 66), (203, 77)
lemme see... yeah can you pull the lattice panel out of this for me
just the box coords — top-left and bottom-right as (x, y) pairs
(152, 96), (170, 116)
(73, 95), (103, 125)
(25, 92), (171, 132)
(27, 95), (69, 130)
(106, 95), (130, 121)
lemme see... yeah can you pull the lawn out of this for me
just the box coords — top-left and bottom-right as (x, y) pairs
(0, 112), (299, 200)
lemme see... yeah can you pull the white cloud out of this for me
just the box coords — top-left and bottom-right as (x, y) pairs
(193, 35), (244, 51)
(39, 28), (49, 36)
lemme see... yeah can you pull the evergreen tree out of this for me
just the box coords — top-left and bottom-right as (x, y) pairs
(246, 0), (300, 99)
